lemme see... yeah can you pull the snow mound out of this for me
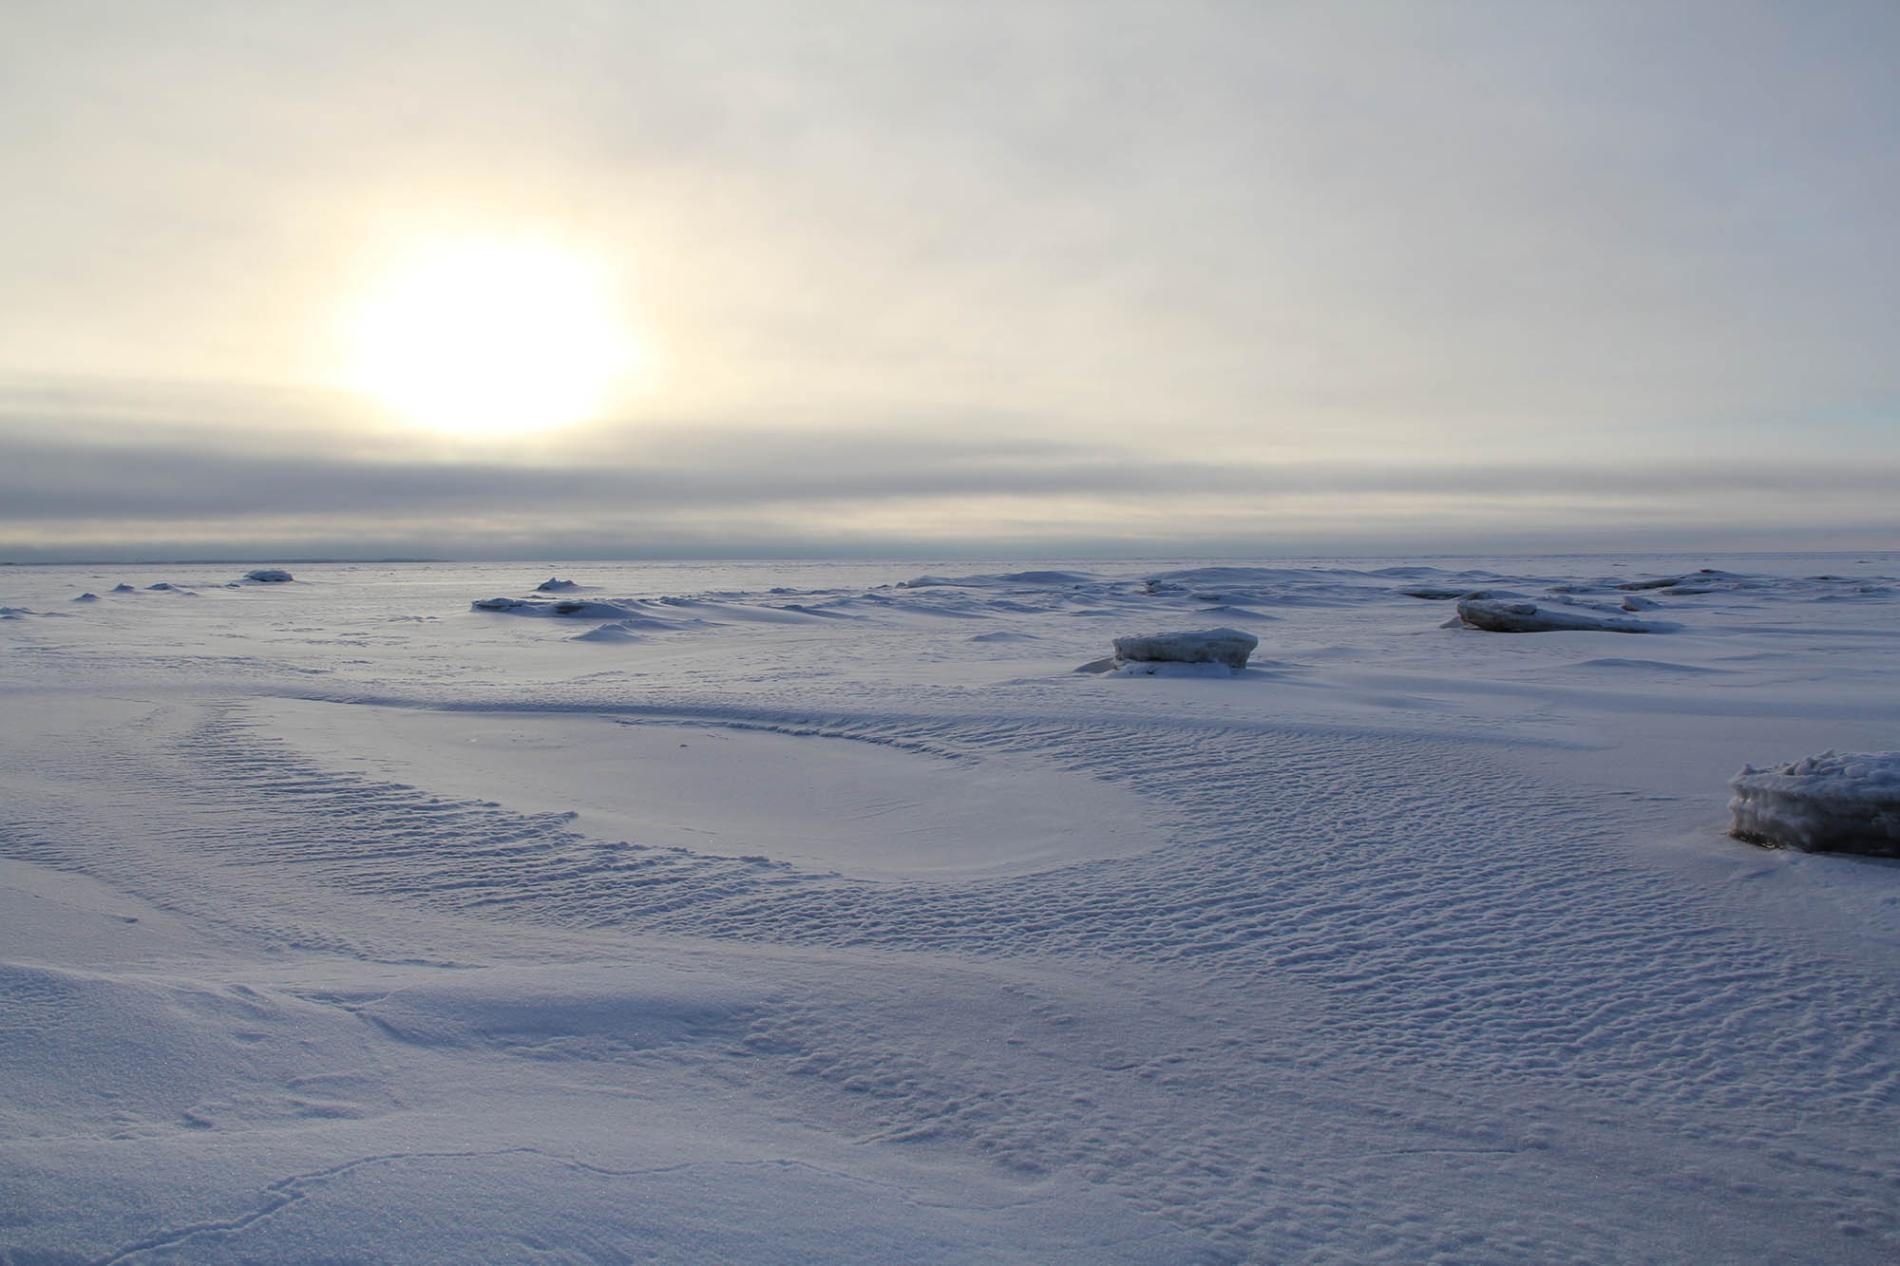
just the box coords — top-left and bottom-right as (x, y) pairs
(571, 621), (645, 643)
(1620, 595), (1661, 612)
(110, 583), (135, 593)
(1081, 627), (1259, 675)
(73, 592), (98, 602)
(1456, 598), (1658, 634)
(0, 606), (33, 619)
(536, 576), (581, 592)
(244, 568), (294, 583)
(1729, 751), (1900, 857)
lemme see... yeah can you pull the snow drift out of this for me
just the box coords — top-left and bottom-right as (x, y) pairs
(1729, 751), (1900, 857)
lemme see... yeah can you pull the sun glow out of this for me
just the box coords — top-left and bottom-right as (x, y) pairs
(347, 240), (638, 438)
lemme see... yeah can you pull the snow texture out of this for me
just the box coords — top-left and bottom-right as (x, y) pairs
(3, 553), (1899, 1265)
(1730, 750), (1900, 857)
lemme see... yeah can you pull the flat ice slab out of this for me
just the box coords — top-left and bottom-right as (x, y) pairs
(1730, 750), (1900, 857)
(1456, 597), (1656, 634)
(1110, 627), (1259, 671)
(260, 699), (1165, 879)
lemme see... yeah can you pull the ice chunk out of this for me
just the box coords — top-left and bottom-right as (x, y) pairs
(110, 583), (136, 593)
(244, 568), (294, 583)
(472, 596), (633, 620)
(1108, 627), (1258, 672)
(1455, 598), (1657, 634)
(536, 577), (581, 592)
(73, 592), (99, 602)
(549, 599), (629, 618)
(1729, 751), (1900, 857)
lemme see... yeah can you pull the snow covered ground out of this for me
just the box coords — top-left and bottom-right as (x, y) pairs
(3, 554), (1898, 1264)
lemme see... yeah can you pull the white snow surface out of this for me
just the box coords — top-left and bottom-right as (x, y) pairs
(1731, 750), (1900, 856)
(3, 553), (1900, 1264)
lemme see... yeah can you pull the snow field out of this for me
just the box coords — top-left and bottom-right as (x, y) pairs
(2, 555), (1898, 1263)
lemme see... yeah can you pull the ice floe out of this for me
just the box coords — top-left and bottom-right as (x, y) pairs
(1456, 597), (1660, 634)
(1730, 750), (1900, 857)
(1079, 627), (1260, 675)
(472, 597), (630, 620)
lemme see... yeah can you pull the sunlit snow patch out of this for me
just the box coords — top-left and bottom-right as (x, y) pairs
(259, 699), (1165, 878)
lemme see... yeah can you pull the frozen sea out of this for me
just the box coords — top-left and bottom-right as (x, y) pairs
(3, 553), (1898, 1263)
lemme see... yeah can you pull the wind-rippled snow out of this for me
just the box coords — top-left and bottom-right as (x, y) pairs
(3, 554), (1899, 1264)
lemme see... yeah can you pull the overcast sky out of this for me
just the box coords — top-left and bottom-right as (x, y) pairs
(3, 1), (1896, 560)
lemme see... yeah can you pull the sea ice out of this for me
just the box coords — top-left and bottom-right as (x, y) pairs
(472, 596), (639, 621)
(1729, 750), (1900, 857)
(1082, 627), (1260, 674)
(1456, 597), (1657, 634)
(536, 577), (581, 592)
(244, 568), (294, 583)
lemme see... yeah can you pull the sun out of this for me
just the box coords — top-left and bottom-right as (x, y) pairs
(346, 240), (638, 438)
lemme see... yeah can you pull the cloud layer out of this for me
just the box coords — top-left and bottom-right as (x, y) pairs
(2, 2), (1896, 558)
